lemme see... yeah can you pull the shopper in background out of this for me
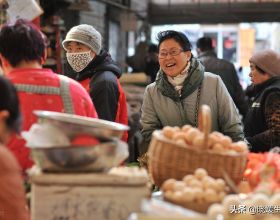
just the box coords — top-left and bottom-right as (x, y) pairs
(0, 76), (29, 220)
(140, 30), (244, 154)
(62, 24), (128, 141)
(0, 19), (98, 173)
(244, 49), (280, 152)
(196, 37), (248, 120)
(126, 41), (148, 73)
(145, 43), (160, 82)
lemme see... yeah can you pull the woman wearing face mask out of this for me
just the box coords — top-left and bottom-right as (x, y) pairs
(140, 30), (244, 154)
(62, 24), (128, 141)
(0, 76), (29, 220)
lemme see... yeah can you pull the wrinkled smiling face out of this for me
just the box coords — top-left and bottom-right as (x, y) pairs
(158, 39), (191, 77)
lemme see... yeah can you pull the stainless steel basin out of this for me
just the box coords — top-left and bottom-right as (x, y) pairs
(29, 140), (128, 172)
(33, 110), (129, 140)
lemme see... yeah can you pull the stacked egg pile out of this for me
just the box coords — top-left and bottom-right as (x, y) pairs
(162, 125), (248, 154)
(161, 168), (230, 212)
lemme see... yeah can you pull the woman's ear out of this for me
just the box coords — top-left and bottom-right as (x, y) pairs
(0, 54), (11, 75)
(0, 110), (10, 144)
(40, 49), (47, 65)
(90, 51), (96, 59)
(0, 110), (9, 123)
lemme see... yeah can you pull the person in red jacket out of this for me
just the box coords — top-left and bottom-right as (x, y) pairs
(0, 19), (98, 173)
(0, 76), (29, 220)
(62, 24), (128, 142)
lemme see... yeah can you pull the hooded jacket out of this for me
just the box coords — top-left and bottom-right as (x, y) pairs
(140, 57), (244, 154)
(198, 50), (248, 119)
(68, 49), (128, 141)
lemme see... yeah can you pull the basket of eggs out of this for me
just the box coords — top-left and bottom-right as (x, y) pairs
(161, 168), (230, 213)
(148, 105), (248, 187)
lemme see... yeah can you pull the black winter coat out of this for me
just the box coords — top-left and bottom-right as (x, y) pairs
(244, 76), (280, 152)
(65, 49), (123, 122)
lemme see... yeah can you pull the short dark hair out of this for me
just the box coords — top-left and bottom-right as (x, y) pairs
(196, 37), (214, 51)
(0, 19), (45, 67)
(157, 30), (192, 52)
(0, 76), (21, 133)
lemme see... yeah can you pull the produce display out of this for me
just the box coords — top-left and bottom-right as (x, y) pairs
(243, 152), (280, 193)
(148, 105), (280, 220)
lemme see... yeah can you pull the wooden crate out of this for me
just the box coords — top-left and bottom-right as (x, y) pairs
(30, 172), (150, 220)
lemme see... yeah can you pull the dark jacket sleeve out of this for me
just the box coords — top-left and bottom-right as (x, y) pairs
(247, 92), (280, 151)
(89, 72), (120, 121)
(228, 64), (249, 119)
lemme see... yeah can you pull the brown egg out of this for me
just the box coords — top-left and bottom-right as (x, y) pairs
(188, 179), (203, 188)
(164, 190), (173, 200)
(204, 188), (219, 202)
(212, 143), (224, 153)
(181, 188), (195, 202)
(185, 128), (201, 144)
(206, 136), (215, 149)
(182, 174), (194, 185)
(172, 131), (187, 141)
(192, 187), (204, 202)
(173, 126), (181, 132)
(209, 133), (222, 146)
(161, 178), (177, 192)
(231, 141), (248, 153)
(215, 178), (226, 192)
(162, 126), (175, 139)
(211, 131), (224, 138)
(220, 136), (232, 148)
(172, 191), (185, 203)
(182, 124), (192, 132)
(218, 191), (226, 201)
(194, 168), (208, 180)
(192, 134), (205, 149)
(202, 176), (216, 190)
(173, 181), (186, 191)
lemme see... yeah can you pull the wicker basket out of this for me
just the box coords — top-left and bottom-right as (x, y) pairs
(148, 105), (248, 187)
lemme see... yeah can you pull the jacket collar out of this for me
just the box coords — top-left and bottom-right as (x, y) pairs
(156, 57), (204, 101)
(251, 76), (280, 96)
(75, 49), (122, 81)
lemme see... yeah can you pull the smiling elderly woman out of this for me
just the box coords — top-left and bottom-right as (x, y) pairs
(140, 30), (244, 154)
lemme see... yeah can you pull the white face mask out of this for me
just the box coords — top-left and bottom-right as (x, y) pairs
(66, 51), (93, 72)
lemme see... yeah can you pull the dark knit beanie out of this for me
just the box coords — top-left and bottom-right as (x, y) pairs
(249, 49), (280, 77)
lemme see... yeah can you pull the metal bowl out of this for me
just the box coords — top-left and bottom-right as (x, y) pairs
(29, 140), (128, 172)
(33, 110), (129, 140)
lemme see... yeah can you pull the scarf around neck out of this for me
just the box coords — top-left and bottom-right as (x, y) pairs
(155, 57), (204, 101)
(167, 61), (191, 95)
